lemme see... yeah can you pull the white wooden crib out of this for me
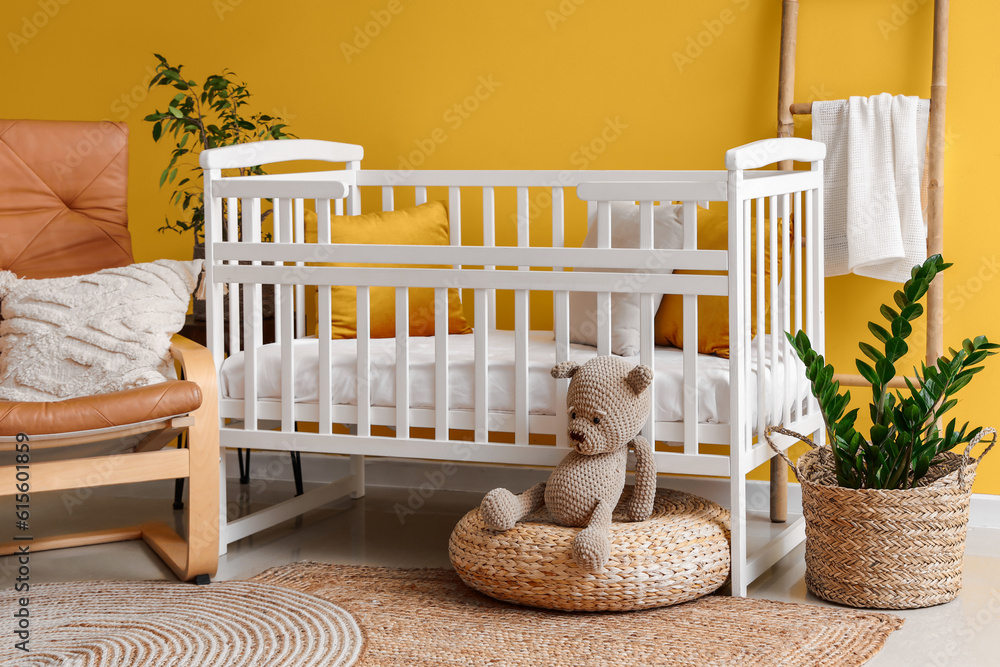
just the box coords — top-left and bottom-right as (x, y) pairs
(200, 136), (827, 596)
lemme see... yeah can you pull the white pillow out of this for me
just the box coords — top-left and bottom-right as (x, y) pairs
(0, 260), (203, 402)
(569, 202), (684, 356)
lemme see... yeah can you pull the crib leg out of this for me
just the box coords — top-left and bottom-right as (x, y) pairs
(173, 432), (187, 510)
(350, 455), (366, 499)
(769, 458), (787, 523)
(237, 448), (251, 485)
(290, 451), (304, 497)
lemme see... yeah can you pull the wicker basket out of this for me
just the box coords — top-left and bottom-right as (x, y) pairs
(448, 487), (730, 612)
(767, 426), (996, 610)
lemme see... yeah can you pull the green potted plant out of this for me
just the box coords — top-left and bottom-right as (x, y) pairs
(767, 255), (997, 609)
(144, 54), (295, 320)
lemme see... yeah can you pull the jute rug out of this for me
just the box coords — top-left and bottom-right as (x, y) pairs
(253, 562), (904, 667)
(0, 580), (363, 666)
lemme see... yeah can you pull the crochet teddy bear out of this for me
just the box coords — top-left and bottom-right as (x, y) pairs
(479, 356), (656, 572)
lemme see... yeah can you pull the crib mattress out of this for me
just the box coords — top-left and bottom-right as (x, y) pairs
(220, 331), (808, 427)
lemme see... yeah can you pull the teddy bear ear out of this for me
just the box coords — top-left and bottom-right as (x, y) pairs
(626, 364), (654, 395)
(550, 360), (581, 379)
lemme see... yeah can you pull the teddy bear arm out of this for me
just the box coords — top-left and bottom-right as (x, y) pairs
(626, 435), (657, 522)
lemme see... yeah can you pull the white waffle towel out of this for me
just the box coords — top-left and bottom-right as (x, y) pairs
(812, 93), (929, 282)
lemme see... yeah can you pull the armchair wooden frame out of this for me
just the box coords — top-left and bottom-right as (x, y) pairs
(0, 335), (219, 582)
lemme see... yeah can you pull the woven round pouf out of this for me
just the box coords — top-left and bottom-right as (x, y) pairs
(449, 486), (731, 612)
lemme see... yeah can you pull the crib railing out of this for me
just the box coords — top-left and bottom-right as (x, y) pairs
(202, 137), (827, 594)
(203, 140), (825, 473)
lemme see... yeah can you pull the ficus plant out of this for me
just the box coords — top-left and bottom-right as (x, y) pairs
(144, 53), (294, 242)
(787, 255), (997, 490)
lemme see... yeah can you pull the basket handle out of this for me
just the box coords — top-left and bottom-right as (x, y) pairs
(959, 427), (997, 487)
(764, 425), (819, 473)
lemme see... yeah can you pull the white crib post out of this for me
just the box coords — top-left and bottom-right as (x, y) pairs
(727, 167), (749, 597)
(204, 167), (228, 557)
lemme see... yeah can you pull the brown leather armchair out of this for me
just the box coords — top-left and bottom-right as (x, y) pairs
(0, 119), (218, 582)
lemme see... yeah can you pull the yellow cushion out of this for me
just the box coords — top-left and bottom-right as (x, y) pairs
(654, 206), (781, 358)
(304, 201), (472, 339)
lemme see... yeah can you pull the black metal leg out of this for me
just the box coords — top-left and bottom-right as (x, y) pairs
(238, 448), (251, 485)
(290, 451), (304, 496)
(173, 432), (186, 510)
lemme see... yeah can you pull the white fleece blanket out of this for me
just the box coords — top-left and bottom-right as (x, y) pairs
(812, 93), (929, 282)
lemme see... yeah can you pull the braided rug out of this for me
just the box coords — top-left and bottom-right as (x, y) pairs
(253, 562), (904, 667)
(0, 580), (362, 666)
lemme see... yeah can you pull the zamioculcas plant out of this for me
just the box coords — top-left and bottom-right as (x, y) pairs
(787, 255), (997, 490)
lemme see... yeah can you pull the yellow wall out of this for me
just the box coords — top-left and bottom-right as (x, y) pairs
(4, 0), (999, 493)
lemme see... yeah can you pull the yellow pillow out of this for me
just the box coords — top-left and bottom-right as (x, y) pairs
(654, 206), (781, 358)
(304, 201), (472, 339)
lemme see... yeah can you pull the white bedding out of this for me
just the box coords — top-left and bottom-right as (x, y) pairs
(220, 331), (807, 427)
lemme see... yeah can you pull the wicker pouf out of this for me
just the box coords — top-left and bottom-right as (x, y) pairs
(449, 486), (731, 612)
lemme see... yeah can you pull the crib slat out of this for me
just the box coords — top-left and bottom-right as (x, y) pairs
(356, 286), (371, 437)
(346, 160), (361, 215)
(317, 198), (334, 435)
(435, 287), (449, 441)
(596, 200), (612, 356)
(813, 183), (825, 360)
(516, 186), (529, 259)
(782, 193), (792, 426)
(335, 198), (344, 216)
(744, 199), (753, 443)
(483, 186), (497, 331)
(474, 289), (489, 443)
(805, 188), (815, 418)
(769, 195), (779, 429)
(274, 198), (293, 346)
(396, 286), (410, 438)
(280, 281), (295, 432)
(793, 191), (804, 422)
(552, 187), (564, 250)
(682, 293), (699, 454)
(226, 197), (239, 355)
(294, 198), (306, 338)
(640, 292), (656, 446)
(682, 201), (698, 249)
(514, 288), (529, 444)
(382, 186), (395, 212)
(415, 186), (427, 206)
(639, 201), (657, 447)
(554, 288), (570, 448)
(449, 187), (461, 247)
(756, 197), (766, 441)
(242, 197), (263, 431)
(249, 197), (264, 347)
(553, 186), (568, 447)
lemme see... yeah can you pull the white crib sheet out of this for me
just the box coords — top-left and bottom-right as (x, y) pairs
(220, 331), (808, 427)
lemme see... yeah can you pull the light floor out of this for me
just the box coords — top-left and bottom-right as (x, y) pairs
(3, 476), (999, 667)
